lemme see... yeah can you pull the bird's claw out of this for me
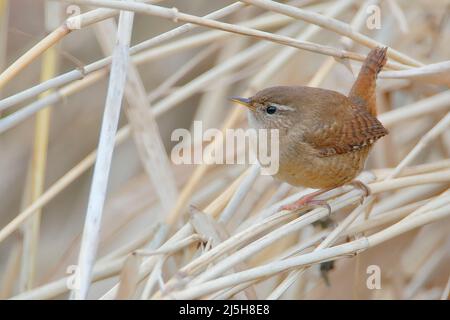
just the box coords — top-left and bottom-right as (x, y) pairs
(307, 200), (332, 216)
(279, 199), (331, 216)
(350, 180), (370, 196)
(349, 180), (370, 205)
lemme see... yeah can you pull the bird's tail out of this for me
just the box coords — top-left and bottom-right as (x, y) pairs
(361, 46), (388, 77)
(348, 47), (388, 116)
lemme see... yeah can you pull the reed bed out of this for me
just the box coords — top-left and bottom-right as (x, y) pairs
(0, 0), (449, 300)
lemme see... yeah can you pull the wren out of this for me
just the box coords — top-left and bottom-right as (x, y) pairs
(231, 47), (389, 211)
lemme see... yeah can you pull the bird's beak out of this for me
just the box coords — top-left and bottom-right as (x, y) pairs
(229, 96), (255, 110)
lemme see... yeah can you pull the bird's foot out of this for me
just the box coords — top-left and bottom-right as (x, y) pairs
(349, 180), (370, 196)
(279, 190), (332, 215)
(349, 180), (370, 205)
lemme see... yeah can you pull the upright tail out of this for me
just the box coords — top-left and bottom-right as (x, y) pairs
(348, 47), (388, 116)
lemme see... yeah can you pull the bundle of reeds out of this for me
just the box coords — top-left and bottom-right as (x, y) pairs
(0, 0), (449, 300)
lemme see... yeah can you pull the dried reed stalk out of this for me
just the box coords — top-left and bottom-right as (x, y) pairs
(19, 45), (57, 292)
(65, 0), (410, 70)
(2, 0), (449, 301)
(94, 17), (178, 213)
(18, 2), (61, 292)
(0, 24), (69, 90)
(240, 0), (423, 66)
(73, 8), (135, 300)
(0, 0), (8, 100)
(0, 0), (166, 89)
(0, 2), (249, 112)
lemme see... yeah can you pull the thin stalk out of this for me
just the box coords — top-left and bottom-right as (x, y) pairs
(0, 0), (166, 89)
(73, 8), (134, 300)
(0, 0), (9, 100)
(94, 17), (178, 213)
(240, 0), (423, 67)
(20, 44), (57, 291)
(65, 0), (407, 70)
(0, 2), (248, 112)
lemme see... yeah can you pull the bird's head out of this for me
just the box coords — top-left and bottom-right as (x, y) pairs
(230, 86), (303, 131)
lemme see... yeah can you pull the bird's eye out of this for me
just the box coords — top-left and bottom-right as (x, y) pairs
(266, 105), (277, 114)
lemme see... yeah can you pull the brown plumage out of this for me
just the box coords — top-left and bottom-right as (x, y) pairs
(231, 47), (388, 209)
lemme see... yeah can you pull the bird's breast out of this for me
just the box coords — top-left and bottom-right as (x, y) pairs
(274, 144), (370, 189)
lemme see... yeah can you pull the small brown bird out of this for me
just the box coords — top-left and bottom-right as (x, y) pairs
(231, 47), (389, 211)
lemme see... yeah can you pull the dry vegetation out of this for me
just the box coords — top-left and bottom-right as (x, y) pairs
(0, 0), (449, 300)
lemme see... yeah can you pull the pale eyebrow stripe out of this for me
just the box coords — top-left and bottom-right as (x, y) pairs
(270, 103), (295, 111)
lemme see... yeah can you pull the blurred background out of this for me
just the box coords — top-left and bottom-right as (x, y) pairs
(0, 0), (449, 299)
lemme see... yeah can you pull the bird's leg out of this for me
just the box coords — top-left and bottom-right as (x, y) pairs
(348, 180), (371, 205)
(279, 188), (333, 214)
(280, 179), (370, 213)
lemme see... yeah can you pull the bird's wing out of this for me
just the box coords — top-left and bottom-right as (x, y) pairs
(304, 106), (388, 157)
